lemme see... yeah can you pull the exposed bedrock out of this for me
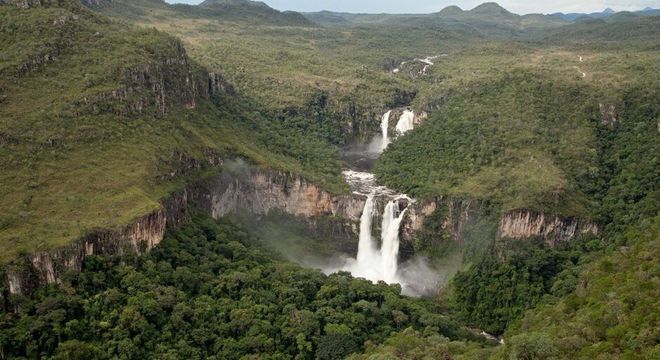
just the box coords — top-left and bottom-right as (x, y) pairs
(3, 169), (365, 296)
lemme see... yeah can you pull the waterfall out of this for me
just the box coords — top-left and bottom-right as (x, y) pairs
(380, 111), (392, 151)
(348, 195), (408, 285)
(380, 200), (406, 283)
(356, 194), (377, 264)
(395, 110), (415, 135)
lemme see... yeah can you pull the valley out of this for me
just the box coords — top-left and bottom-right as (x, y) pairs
(0, 0), (658, 359)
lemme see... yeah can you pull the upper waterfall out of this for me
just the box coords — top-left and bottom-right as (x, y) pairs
(381, 110), (392, 151)
(395, 110), (415, 135)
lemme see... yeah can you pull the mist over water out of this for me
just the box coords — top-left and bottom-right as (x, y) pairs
(241, 109), (444, 297)
(333, 112), (447, 296)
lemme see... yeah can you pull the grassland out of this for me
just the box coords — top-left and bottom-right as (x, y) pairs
(0, 2), (346, 264)
(2, 0), (658, 265)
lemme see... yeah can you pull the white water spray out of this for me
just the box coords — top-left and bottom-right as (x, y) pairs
(347, 192), (409, 284)
(380, 200), (407, 283)
(396, 110), (415, 135)
(357, 194), (378, 264)
(380, 111), (392, 151)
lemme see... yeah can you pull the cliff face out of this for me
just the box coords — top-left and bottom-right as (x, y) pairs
(498, 210), (599, 245)
(78, 42), (234, 117)
(205, 171), (365, 221)
(401, 199), (599, 248)
(401, 198), (477, 245)
(4, 192), (188, 296)
(3, 169), (364, 296)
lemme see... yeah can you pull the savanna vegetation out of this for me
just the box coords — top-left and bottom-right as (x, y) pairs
(0, 0), (658, 358)
(0, 0), (347, 264)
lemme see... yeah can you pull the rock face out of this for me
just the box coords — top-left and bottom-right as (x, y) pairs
(498, 210), (599, 245)
(401, 198), (477, 245)
(205, 171), (365, 222)
(78, 42), (234, 117)
(4, 192), (189, 296)
(400, 198), (599, 248)
(2, 169), (364, 296)
(599, 103), (618, 128)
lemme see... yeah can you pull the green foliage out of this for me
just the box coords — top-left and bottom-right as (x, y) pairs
(375, 71), (602, 217)
(451, 240), (592, 334)
(0, 216), (485, 359)
(348, 327), (485, 360)
(596, 84), (660, 237)
(0, 2), (347, 264)
(503, 216), (660, 359)
(508, 332), (560, 360)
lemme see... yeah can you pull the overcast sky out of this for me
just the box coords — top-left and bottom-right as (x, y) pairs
(167, 0), (660, 14)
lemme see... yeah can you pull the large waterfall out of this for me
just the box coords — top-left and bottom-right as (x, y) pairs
(356, 195), (378, 264)
(348, 189), (409, 284)
(395, 110), (415, 135)
(380, 110), (392, 151)
(380, 200), (407, 283)
(338, 105), (422, 290)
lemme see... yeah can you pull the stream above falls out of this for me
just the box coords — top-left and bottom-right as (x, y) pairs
(329, 109), (442, 296)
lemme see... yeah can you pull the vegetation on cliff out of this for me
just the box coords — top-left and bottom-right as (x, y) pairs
(0, 1), (346, 264)
(0, 1), (658, 359)
(0, 217), (486, 359)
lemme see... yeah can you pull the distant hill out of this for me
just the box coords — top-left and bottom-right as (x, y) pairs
(197, 0), (313, 25)
(304, 2), (568, 38)
(553, 7), (660, 21)
(535, 15), (660, 46)
(82, 0), (314, 26)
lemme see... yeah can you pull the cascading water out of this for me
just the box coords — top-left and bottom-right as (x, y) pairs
(380, 110), (392, 151)
(380, 200), (407, 283)
(348, 198), (409, 284)
(339, 105), (420, 288)
(356, 194), (378, 264)
(395, 110), (415, 135)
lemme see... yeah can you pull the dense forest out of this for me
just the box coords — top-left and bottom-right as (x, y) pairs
(0, 0), (658, 359)
(0, 217), (486, 359)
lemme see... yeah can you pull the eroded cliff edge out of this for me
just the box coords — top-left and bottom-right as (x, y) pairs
(401, 198), (600, 252)
(3, 168), (602, 299)
(2, 169), (366, 297)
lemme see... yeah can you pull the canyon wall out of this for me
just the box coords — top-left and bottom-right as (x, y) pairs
(204, 171), (365, 221)
(401, 199), (599, 248)
(498, 210), (600, 245)
(2, 169), (365, 297)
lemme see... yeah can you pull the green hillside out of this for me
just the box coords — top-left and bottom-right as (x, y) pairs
(0, 0), (345, 264)
(0, 1), (658, 359)
(304, 2), (568, 38)
(0, 216), (488, 358)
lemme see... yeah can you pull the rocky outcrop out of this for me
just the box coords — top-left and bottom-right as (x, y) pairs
(78, 42), (234, 117)
(401, 198), (477, 245)
(498, 210), (599, 245)
(2, 168), (364, 297)
(599, 103), (618, 128)
(4, 191), (189, 296)
(204, 170), (365, 222)
(400, 199), (599, 248)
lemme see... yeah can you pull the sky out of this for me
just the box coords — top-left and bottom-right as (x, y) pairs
(167, 0), (660, 14)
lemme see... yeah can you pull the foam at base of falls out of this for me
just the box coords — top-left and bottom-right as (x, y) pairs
(342, 193), (410, 286)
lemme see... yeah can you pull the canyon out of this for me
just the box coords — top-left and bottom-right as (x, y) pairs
(2, 123), (600, 298)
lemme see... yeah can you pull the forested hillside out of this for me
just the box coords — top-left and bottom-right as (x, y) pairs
(0, 217), (488, 359)
(0, 0), (658, 358)
(0, 0), (345, 264)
